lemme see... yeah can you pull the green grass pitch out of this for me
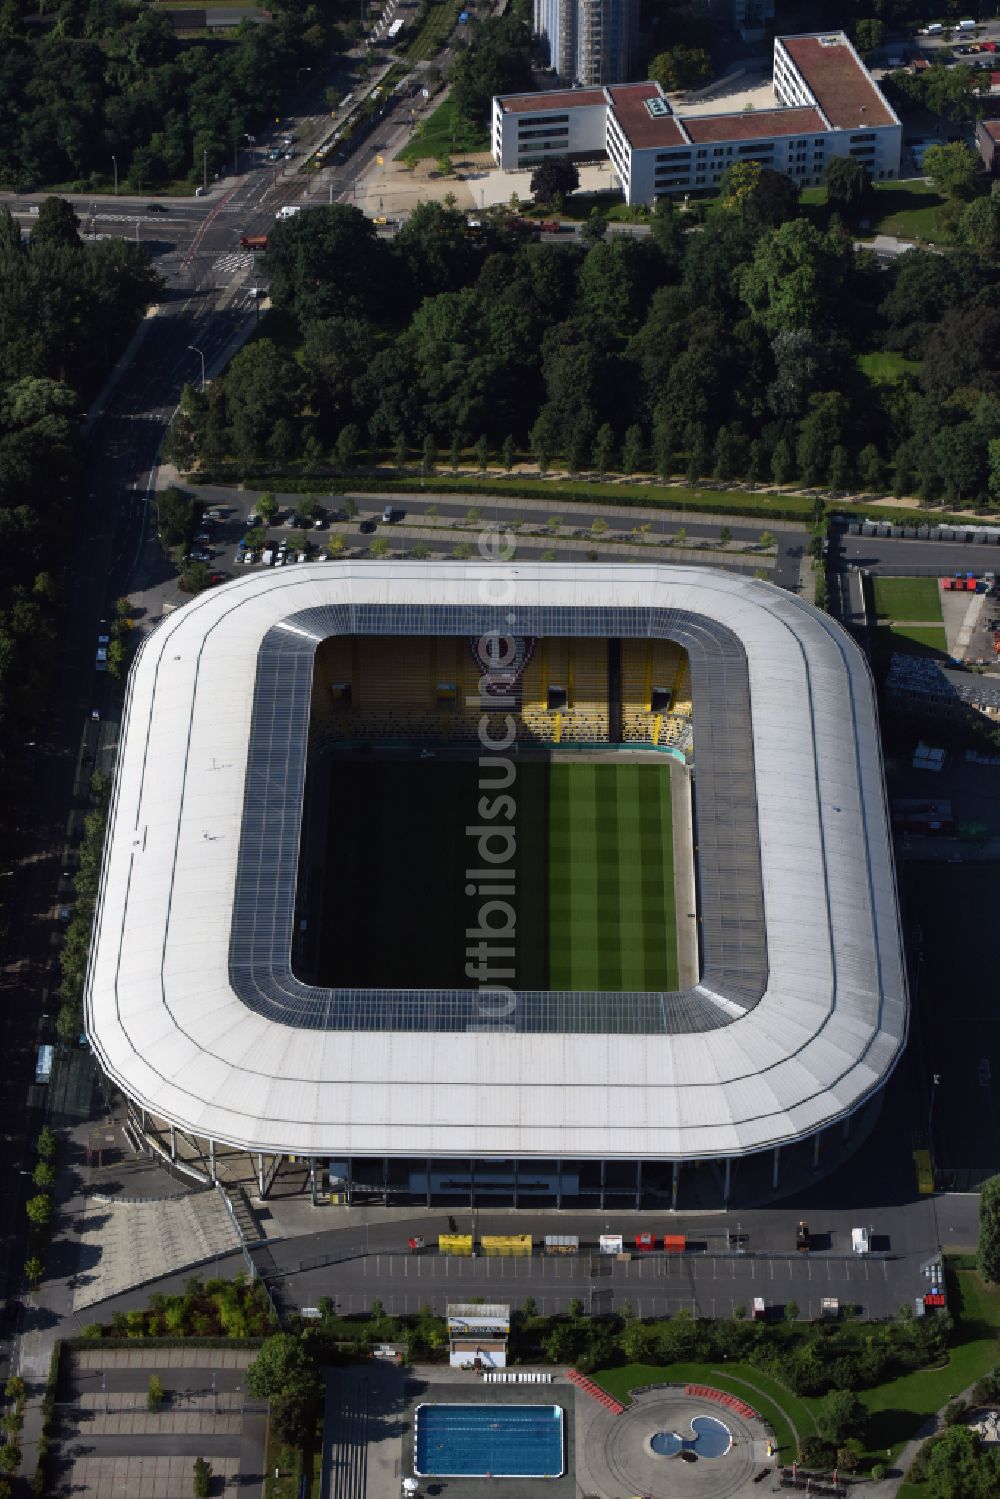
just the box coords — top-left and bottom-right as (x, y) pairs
(318, 756), (678, 994)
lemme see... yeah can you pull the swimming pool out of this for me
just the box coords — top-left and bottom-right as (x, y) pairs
(414, 1403), (565, 1478)
(649, 1415), (732, 1459)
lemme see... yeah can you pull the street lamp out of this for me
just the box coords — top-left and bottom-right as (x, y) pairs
(111, 155), (118, 195)
(297, 66), (312, 85)
(203, 147), (209, 194)
(188, 344), (206, 392)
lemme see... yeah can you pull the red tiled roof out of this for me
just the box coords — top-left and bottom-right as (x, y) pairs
(683, 106), (825, 143)
(501, 89), (607, 113)
(981, 118), (1000, 139)
(609, 87), (686, 148)
(781, 35), (895, 128)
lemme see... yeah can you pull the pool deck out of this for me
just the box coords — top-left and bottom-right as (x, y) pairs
(320, 1365), (777, 1499)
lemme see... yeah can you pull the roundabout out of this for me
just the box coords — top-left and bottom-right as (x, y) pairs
(579, 1386), (775, 1499)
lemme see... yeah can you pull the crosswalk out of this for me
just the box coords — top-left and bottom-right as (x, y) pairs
(211, 251), (254, 274)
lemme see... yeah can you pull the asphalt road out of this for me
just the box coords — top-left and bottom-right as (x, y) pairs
(840, 534), (1000, 578)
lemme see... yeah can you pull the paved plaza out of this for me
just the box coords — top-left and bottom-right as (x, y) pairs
(72, 1189), (243, 1310)
(49, 1348), (265, 1498)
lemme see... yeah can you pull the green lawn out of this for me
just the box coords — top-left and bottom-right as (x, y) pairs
(590, 1361), (811, 1459)
(886, 624), (949, 654)
(860, 1268), (1000, 1463)
(397, 94), (489, 163)
(548, 762), (676, 991)
(858, 351), (923, 381)
(868, 179), (950, 242)
(873, 576), (944, 623)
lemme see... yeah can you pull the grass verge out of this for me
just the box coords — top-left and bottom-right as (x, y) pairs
(263, 1413), (323, 1499)
(402, 0), (461, 64)
(873, 576), (944, 622)
(397, 94), (489, 162)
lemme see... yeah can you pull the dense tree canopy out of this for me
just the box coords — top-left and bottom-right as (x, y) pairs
(173, 193), (1000, 510)
(448, 13), (534, 129)
(648, 46), (712, 92)
(0, 0), (351, 189)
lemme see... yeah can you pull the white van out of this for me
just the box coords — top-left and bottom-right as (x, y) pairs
(958, 17), (976, 29)
(276, 204), (302, 220)
(261, 548), (275, 566)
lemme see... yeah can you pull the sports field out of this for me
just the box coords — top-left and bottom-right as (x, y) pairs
(316, 756), (678, 993)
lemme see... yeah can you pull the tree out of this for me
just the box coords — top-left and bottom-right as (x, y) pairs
(648, 46), (712, 92)
(23, 1257), (42, 1287)
(422, 434), (436, 476)
(325, 535), (346, 558)
(759, 529), (776, 549)
(147, 1375), (165, 1412)
(530, 157), (579, 207)
(178, 562), (212, 595)
(959, 192), (1000, 257)
(621, 424), (644, 476)
(502, 434), (515, 471)
(592, 423), (615, 474)
(335, 423), (360, 470)
(449, 12), (535, 129)
(580, 212), (608, 246)
(772, 439), (794, 486)
(32, 1162), (54, 1190)
(854, 17), (885, 54)
(817, 1388), (869, 1446)
(721, 161), (799, 228)
(739, 220), (853, 334)
(36, 1128), (56, 1161)
(798, 1435), (836, 1469)
(193, 1457), (212, 1498)
(25, 1195), (52, 1230)
(246, 1335), (321, 1405)
(859, 444), (883, 491)
(923, 140), (980, 201)
(32, 197), (81, 250)
(474, 434), (489, 472)
(825, 156), (870, 216)
(979, 1174), (1000, 1281)
(369, 537), (390, 558)
(256, 493), (278, 525)
(921, 1424), (996, 1498)
(828, 444), (852, 491)
(719, 525), (732, 546)
(157, 486), (198, 549)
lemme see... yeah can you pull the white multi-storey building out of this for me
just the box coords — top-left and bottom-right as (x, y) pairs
(492, 32), (901, 205)
(533, 0), (638, 86)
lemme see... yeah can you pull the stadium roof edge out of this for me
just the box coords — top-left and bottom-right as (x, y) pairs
(85, 563), (907, 1162)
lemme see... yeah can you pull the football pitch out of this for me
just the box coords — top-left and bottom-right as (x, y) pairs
(317, 757), (678, 994)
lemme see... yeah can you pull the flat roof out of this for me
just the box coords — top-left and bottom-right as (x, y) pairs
(86, 564), (907, 1163)
(683, 106), (826, 143)
(500, 89), (607, 113)
(608, 84), (686, 148)
(781, 33), (896, 129)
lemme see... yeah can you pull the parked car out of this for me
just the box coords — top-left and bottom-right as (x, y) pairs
(188, 550), (211, 563)
(145, 202), (168, 213)
(359, 519), (377, 534)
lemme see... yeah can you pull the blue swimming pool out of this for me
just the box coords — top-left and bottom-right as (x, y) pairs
(649, 1415), (732, 1459)
(414, 1403), (565, 1478)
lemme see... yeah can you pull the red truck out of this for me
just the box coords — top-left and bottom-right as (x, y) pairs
(539, 220), (563, 234)
(240, 234), (268, 250)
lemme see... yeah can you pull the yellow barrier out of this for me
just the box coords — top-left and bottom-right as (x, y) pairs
(438, 1234), (473, 1256)
(914, 1149), (934, 1195)
(481, 1234), (533, 1257)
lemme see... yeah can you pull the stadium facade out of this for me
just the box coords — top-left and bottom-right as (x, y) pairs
(85, 563), (908, 1209)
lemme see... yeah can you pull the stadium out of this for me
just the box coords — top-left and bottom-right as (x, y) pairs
(85, 561), (908, 1210)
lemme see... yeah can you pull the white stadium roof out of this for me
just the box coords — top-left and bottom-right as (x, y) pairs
(85, 562), (907, 1163)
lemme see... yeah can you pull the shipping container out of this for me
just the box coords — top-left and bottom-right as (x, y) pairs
(663, 1234), (686, 1254)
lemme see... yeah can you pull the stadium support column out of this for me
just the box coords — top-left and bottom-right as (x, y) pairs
(723, 1157), (731, 1207)
(257, 1153), (265, 1197)
(772, 1146), (780, 1191)
(671, 1160), (679, 1211)
(813, 1133), (821, 1170)
(635, 1160), (642, 1210)
(310, 1158), (317, 1206)
(209, 1138), (216, 1184)
(843, 1115), (852, 1141)
(170, 1125), (176, 1163)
